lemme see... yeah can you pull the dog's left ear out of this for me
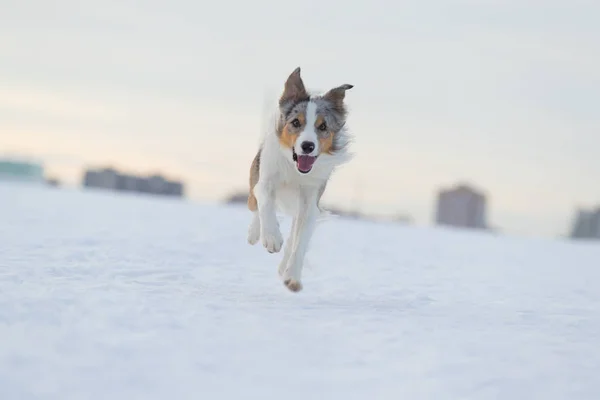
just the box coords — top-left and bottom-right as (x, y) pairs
(323, 84), (354, 106)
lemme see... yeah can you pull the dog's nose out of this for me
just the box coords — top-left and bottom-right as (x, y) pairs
(301, 141), (315, 154)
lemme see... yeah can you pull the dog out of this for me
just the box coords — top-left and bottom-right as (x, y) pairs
(246, 67), (354, 292)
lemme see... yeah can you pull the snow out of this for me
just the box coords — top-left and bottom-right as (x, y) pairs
(1, 182), (600, 399)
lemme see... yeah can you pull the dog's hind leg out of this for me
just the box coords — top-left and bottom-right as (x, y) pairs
(281, 191), (319, 292)
(247, 150), (262, 245)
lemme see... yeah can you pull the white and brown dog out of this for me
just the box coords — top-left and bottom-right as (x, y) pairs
(247, 67), (354, 292)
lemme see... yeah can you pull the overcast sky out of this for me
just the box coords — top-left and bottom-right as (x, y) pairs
(1, 0), (599, 237)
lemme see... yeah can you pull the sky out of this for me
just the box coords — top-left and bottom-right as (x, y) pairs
(1, 0), (599, 237)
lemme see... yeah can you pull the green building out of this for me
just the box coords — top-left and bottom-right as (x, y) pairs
(0, 159), (45, 182)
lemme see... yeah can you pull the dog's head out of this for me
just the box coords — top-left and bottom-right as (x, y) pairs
(276, 67), (353, 175)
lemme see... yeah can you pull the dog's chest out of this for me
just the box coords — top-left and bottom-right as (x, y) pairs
(269, 152), (329, 216)
(274, 184), (300, 216)
(274, 178), (323, 216)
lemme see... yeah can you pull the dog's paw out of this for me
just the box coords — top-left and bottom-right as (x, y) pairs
(247, 230), (260, 245)
(284, 278), (303, 293)
(281, 263), (302, 292)
(261, 227), (283, 253)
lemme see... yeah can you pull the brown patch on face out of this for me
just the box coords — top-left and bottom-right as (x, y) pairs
(315, 115), (325, 127)
(315, 115), (334, 154)
(319, 132), (334, 154)
(279, 126), (296, 150)
(279, 113), (305, 150)
(247, 150), (260, 211)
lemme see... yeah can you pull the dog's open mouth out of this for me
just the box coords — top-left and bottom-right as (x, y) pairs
(292, 149), (317, 174)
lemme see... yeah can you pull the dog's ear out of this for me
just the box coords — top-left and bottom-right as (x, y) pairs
(279, 67), (309, 107)
(323, 84), (354, 106)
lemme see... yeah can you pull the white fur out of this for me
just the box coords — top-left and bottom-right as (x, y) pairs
(247, 211), (260, 245)
(294, 101), (319, 156)
(248, 100), (352, 291)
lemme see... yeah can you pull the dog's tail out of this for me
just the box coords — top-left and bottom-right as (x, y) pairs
(258, 89), (280, 143)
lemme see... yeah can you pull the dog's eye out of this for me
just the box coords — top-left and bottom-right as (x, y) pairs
(291, 119), (301, 128)
(318, 122), (327, 131)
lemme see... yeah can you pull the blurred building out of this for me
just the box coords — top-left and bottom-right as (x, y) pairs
(83, 167), (184, 198)
(0, 158), (45, 183)
(570, 208), (600, 239)
(435, 183), (488, 229)
(83, 168), (119, 189)
(224, 191), (249, 205)
(46, 177), (60, 187)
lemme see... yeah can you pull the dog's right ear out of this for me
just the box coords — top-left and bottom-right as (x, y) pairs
(279, 67), (309, 107)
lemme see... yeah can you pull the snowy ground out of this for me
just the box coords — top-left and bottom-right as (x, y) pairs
(1, 182), (599, 399)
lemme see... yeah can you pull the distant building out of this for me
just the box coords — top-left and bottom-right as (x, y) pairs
(83, 168), (119, 189)
(224, 191), (249, 205)
(435, 183), (488, 229)
(163, 180), (184, 197)
(570, 208), (600, 240)
(82, 167), (185, 198)
(0, 158), (44, 183)
(46, 177), (60, 187)
(116, 174), (141, 192)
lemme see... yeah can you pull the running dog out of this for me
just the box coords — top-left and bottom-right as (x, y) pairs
(247, 67), (354, 292)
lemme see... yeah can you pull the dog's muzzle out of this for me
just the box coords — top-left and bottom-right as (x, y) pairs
(292, 148), (317, 174)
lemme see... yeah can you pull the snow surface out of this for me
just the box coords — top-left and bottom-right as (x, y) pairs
(1, 182), (600, 399)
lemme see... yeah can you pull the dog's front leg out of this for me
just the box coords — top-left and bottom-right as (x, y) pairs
(278, 216), (297, 277)
(282, 191), (319, 292)
(254, 181), (283, 253)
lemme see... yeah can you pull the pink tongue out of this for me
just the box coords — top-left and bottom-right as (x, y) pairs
(297, 155), (316, 172)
